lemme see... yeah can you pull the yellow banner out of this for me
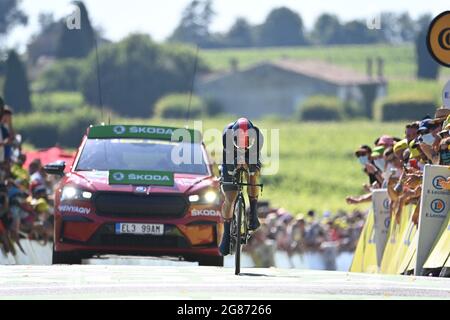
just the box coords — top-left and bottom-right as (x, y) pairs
(380, 205), (413, 274)
(422, 212), (450, 270)
(349, 210), (378, 273)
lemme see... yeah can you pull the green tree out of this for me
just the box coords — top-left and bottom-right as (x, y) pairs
(169, 0), (216, 48)
(56, 1), (96, 59)
(415, 23), (439, 80)
(311, 13), (341, 45)
(27, 13), (64, 64)
(0, 0), (27, 38)
(35, 58), (84, 92)
(3, 50), (32, 113)
(258, 7), (307, 47)
(339, 20), (379, 44)
(81, 34), (208, 117)
(397, 12), (417, 43)
(226, 17), (253, 47)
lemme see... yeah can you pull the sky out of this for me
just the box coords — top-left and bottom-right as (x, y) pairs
(5, 0), (450, 52)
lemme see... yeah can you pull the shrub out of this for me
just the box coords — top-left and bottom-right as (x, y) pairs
(298, 96), (344, 121)
(14, 107), (102, 148)
(154, 93), (206, 119)
(204, 97), (223, 116)
(31, 91), (85, 113)
(57, 107), (103, 147)
(34, 59), (85, 92)
(374, 93), (437, 121)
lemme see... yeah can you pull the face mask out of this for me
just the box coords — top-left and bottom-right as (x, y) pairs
(358, 156), (369, 166)
(421, 133), (435, 146)
(374, 158), (385, 171)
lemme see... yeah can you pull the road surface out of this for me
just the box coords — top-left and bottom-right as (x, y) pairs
(0, 263), (449, 299)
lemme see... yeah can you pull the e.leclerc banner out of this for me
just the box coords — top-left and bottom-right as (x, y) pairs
(372, 189), (391, 267)
(415, 164), (450, 276)
(109, 170), (174, 186)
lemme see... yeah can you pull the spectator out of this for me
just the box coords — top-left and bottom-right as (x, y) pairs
(354, 145), (383, 188)
(0, 98), (12, 165)
(405, 122), (419, 143)
(288, 216), (306, 255)
(247, 225), (276, 268)
(376, 135), (394, 148)
(10, 154), (30, 190)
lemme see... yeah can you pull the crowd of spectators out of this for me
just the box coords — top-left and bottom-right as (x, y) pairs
(246, 106), (450, 270)
(244, 206), (366, 269)
(340, 107), (450, 254)
(0, 96), (54, 256)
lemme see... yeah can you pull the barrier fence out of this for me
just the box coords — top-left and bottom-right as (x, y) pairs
(350, 165), (450, 277)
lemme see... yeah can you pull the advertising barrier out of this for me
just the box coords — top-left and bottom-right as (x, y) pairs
(351, 165), (450, 277)
(415, 165), (450, 276)
(349, 210), (378, 273)
(422, 212), (450, 272)
(372, 189), (390, 267)
(379, 203), (412, 274)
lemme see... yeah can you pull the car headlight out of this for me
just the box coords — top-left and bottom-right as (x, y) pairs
(189, 190), (219, 204)
(204, 191), (217, 203)
(61, 187), (93, 201)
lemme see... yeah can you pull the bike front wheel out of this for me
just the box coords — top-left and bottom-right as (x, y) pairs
(234, 195), (247, 275)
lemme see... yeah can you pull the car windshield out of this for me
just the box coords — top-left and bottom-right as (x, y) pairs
(76, 139), (209, 175)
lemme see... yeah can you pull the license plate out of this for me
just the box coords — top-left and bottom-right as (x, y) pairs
(115, 223), (164, 235)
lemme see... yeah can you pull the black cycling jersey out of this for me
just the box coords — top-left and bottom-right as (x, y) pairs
(221, 120), (264, 167)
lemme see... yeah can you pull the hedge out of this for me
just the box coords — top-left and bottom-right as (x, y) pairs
(31, 91), (85, 113)
(14, 107), (102, 148)
(374, 93), (437, 121)
(34, 59), (85, 92)
(154, 93), (206, 119)
(298, 96), (345, 121)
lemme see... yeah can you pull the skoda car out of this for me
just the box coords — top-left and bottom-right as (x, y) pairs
(46, 124), (224, 266)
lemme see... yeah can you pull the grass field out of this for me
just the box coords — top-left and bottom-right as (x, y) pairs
(200, 44), (450, 80)
(115, 117), (406, 215)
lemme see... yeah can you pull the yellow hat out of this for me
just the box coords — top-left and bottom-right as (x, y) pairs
(34, 198), (49, 213)
(393, 139), (408, 153)
(409, 140), (421, 159)
(443, 114), (450, 129)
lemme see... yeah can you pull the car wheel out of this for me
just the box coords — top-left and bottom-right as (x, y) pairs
(52, 246), (82, 265)
(421, 267), (442, 277)
(194, 255), (224, 267)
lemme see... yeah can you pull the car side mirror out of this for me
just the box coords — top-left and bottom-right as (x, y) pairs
(44, 161), (66, 176)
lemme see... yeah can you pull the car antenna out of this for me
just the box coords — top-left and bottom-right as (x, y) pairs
(94, 34), (104, 123)
(185, 45), (200, 129)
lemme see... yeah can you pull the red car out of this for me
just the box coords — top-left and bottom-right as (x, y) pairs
(45, 124), (224, 266)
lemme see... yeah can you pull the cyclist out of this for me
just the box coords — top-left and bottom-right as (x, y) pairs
(219, 118), (264, 256)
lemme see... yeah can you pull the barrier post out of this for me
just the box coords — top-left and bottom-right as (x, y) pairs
(372, 189), (390, 268)
(415, 165), (450, 276)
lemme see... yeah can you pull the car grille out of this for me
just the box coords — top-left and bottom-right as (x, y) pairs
(94, 193), (188, 218)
